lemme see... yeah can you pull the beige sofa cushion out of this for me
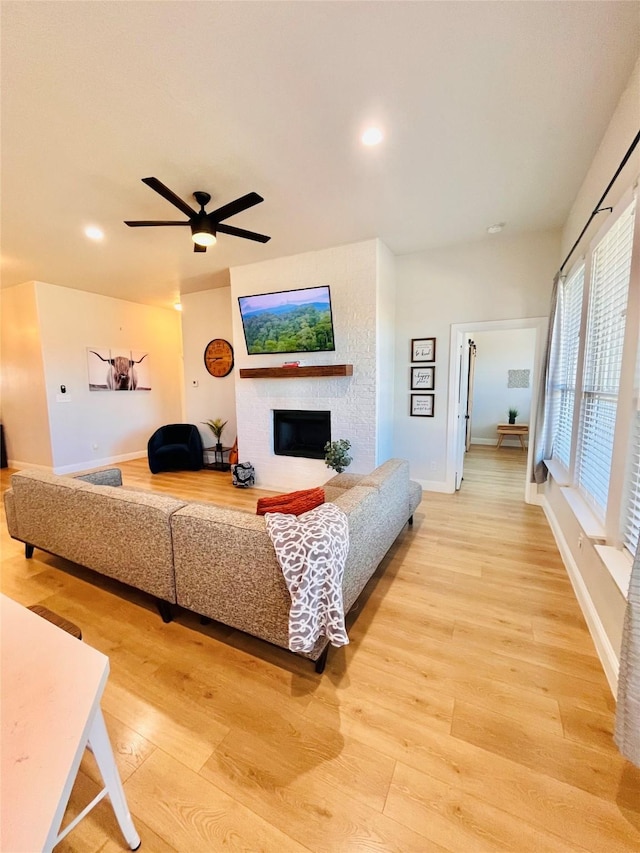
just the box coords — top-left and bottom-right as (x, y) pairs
(328, 486), (383, 610)
(172, 503), (292, 649)
(360, 458), (409, 490)
(324, 472), (365, 490)
(171, 484), (384, 658)
(9, 470), (185, 602)
(409, 480), (422, 515)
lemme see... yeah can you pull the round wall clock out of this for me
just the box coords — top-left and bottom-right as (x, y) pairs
(204, 338), (234, 377)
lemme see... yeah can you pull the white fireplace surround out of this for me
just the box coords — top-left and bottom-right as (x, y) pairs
(230, 239), (395, 491)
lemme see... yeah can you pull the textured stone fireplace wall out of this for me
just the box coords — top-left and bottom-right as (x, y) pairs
(230, 239), (381, 491)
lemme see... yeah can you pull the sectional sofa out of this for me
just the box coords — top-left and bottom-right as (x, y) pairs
(4, 460), (422, 671)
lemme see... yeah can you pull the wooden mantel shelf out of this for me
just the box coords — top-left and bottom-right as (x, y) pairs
(239, 364), (353, 379)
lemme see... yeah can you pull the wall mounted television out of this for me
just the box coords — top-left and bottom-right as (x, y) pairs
(238, 285), (336, 355)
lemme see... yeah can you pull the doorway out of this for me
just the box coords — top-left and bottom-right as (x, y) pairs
(447, 317), (547, 503)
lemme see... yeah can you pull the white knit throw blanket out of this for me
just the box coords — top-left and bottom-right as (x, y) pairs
(265, 502), (350, 652)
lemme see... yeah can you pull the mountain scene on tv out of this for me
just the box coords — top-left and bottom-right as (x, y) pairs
(240, 287), (335, 354)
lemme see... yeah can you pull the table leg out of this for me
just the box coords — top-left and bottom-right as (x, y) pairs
(497, 433), (504, 448)
(88, 708), (141, 850)
(519, 434), (526, 450)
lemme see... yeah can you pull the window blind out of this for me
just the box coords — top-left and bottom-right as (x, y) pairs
(623, 408), (640, 557)
(553, 265), (584, 469)
(576, 200), (636, 516)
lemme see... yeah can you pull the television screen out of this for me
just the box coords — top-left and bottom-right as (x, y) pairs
(238, 285), (336, 355)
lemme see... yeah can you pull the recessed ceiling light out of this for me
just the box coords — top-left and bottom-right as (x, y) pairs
(487, 223), (505, 234)
(362, 127), (383, 146)
(84, 225), (104, 240)
(174, 302), (182, 312)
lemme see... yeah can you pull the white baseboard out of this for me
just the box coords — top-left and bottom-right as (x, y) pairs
(416, 478), (455, 494)
(53, 451), (146, 475)
(6, 459), (52, 472)
(541, 496), (619, 696)
(470, 437), (497, 446)
(7, 452), (147, 475)
(526, 482), (544, 505)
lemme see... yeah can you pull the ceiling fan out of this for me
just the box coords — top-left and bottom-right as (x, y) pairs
(124, 177), (271, 252)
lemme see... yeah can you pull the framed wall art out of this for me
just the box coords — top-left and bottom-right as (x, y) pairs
(411, 365), (435, 391)
(87, 348), (151, 391)
(411, 393), (434, 417)
(411, 337), (436, 363)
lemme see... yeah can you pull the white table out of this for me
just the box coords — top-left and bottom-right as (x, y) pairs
(1, 594), (141, 852)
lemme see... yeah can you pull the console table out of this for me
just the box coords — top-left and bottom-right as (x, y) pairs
(1, 594), (140, 852)
(496, 423), (529, 450)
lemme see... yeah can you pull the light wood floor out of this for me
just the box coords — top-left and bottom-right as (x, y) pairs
(2, 447), (639, 851)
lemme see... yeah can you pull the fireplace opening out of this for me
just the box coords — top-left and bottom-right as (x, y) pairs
(273, 410), (331, 459)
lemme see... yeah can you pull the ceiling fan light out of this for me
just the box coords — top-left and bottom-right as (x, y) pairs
(192, 230), (216, 247)
(191, 216), (216, 247)
(84, 225), (104, 240)
(362, 127), (383, 146)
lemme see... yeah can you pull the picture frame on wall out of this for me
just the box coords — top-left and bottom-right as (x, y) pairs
(411, 337), (436, 362)
(411, 365), (435, 391)
(411, 393), (435, 417)
(87, 348), (151, 391)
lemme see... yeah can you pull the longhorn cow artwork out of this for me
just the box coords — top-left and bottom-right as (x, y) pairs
(88, 348), (151, 391)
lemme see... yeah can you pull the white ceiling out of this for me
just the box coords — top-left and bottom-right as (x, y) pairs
(1, 1), (639, 308)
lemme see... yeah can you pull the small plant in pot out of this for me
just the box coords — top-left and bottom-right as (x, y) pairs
(324, 439), (353, 474)
(202, 418), (227, 450)
(508, 408), (519, 425)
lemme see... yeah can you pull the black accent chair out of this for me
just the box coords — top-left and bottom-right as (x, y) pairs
(147, 424), (204, 474)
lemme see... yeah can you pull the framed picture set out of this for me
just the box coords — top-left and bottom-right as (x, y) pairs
(411, 393), (435, 417)
(411, 365), (435, 391)
(411, 337), (436, 363)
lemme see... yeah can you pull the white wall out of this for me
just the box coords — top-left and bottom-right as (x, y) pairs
(470, 328), (536, 445)
(181, 287), (237, 454)
(561, 57), (640, 261)
(11, 281), (184, 472)
(230, 240), (380, 491)
(394, 228), (560, 489)
(376, 240), (396, 463)
(0, 282), (53, 467)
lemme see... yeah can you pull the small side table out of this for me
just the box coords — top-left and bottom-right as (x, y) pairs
(496, 423), (529, 450)
(204, 445), (231, 471)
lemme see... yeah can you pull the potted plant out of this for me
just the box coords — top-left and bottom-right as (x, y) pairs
(324, 439), (353, 473)
(202, 418), (227, 450)
(508, 408), (519, 425)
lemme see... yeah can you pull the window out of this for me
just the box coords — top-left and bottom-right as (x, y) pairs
(544, 189), (639, 567)
(622, 338), (640, 557)
(575, 200), (636, 518)
(623, 408), (640, 556)
(552, 265), (584, 469)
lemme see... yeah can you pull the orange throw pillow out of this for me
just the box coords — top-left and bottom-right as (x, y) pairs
(256, 487), (325, 516)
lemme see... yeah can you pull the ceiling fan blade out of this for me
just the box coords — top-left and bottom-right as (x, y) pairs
(210, 192), (263, 223)
(194, 243), (207, 253)
(141, 177), (196, 218)
(124, 221), (190, 227)
(216, 223), (271, 243)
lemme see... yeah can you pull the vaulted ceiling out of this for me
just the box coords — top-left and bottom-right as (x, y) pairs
(1, 1), (638, 307)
